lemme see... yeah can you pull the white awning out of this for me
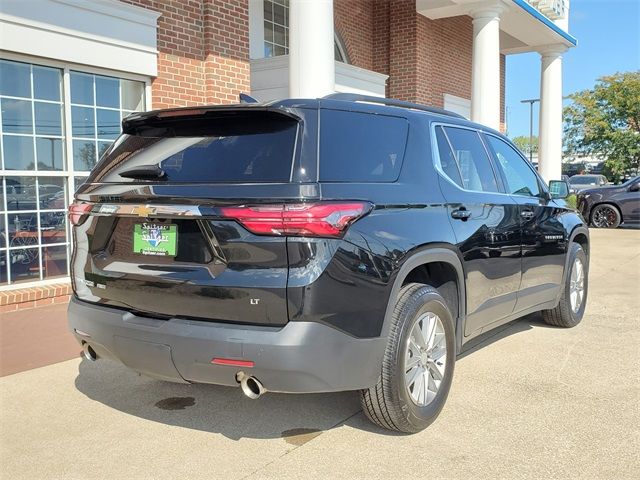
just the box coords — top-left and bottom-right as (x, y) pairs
(416, 0), (577, 55)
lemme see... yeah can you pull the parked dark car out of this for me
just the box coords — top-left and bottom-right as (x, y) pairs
(576, 176), (640, 228)
(568, 174), (608, 192)
(68, 94), (590, 433)
(562, 162), (589, 177)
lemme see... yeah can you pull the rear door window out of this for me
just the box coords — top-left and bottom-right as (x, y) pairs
(319, 109), (408, 182)
(442, 126), (499, 193)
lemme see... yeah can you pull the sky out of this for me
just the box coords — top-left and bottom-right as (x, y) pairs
(505, 0), (640, 139)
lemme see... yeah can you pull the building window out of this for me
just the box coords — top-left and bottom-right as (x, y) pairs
(262, 0), (349, 63)
(70, 72), (144, 172)
(263, 0), (289, 57)
(0, 58), (145, 287)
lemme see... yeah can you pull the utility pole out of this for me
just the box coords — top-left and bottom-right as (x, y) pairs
(520, 98), (540, 164)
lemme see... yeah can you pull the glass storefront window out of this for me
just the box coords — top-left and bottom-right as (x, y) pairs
(0, 58), (146, 287)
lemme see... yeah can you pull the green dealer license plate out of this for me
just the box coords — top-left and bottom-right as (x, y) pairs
(133, 223), (177, 256)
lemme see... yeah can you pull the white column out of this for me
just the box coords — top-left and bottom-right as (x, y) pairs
(538, 45), (567, 183)
(289, 0), (335, 98)
(470, 6), (502, 129)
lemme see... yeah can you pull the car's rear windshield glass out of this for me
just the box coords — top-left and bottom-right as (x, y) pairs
(92, 113), (298, 183)
(319, 109), (408, 182)
(570, 176), (599, 184)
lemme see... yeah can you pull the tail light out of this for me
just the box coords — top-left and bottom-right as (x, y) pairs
(69, 202), (93, 226)
(220, 202), (372, 237)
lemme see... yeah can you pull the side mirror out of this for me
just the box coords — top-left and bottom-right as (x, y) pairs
(548, 180), (569, 199)
(629, 183), (640, 192)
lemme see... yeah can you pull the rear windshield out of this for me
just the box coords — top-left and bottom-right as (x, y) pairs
(570, 176), (599, 185)
(91, 113), (298, 183)
(319, 109), (408, 182)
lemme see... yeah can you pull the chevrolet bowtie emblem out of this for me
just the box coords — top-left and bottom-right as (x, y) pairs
(132, 205), (154, 217)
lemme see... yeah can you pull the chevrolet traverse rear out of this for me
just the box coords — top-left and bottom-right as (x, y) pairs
(69, 94), (589, 433)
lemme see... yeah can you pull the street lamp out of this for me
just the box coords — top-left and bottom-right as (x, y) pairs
(520, 98), (539, 164)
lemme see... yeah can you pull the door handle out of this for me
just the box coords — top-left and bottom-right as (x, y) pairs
(521, 210), (535, 219)
(451, 208), (471, 221)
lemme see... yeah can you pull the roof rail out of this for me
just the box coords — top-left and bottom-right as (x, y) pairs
(323, 93), (465, 119)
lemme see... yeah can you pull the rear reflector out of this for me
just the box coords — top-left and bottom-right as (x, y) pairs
(68, 202), (93, 226)
(211, 358), (255, 368)
(219, 202), (371, 237)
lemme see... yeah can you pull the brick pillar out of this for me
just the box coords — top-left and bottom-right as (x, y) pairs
(388, 0), (419, 102)
(202, 0), (250, 104)
(373, 0), (390, 97)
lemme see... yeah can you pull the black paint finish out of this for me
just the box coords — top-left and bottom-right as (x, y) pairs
(71, 97), (587, 344)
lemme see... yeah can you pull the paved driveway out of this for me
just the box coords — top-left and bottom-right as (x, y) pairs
(1, 229), (639, 479)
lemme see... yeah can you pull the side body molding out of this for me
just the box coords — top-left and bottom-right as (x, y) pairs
(380, 247), (467, 353)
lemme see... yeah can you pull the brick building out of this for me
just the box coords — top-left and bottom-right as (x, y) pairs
(0, 0), (575, 304)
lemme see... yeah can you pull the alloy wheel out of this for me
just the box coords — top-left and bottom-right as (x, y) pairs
(569, 257), (585, 313)
(592, 206), (618, 228)
(404, 312), (447, 406)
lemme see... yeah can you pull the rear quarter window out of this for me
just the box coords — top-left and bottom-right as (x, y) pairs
(319, 109), (408, 182)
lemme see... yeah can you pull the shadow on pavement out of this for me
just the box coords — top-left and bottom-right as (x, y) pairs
(457, 311), (555, 360)
(73, 313), (553, 440)
(75, 358), (368, 441)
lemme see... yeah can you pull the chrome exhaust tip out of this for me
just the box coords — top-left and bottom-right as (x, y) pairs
(240, 375), (266, 399)
(82, 342), (97, 362)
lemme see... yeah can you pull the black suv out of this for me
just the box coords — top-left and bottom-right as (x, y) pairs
(68, 94), (589, 433)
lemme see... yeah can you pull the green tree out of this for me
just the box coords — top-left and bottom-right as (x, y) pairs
(512, 135), (538, 156)
(564, 71), (640, 183)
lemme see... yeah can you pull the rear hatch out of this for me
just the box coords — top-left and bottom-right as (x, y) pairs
(71, 107), (314, 326)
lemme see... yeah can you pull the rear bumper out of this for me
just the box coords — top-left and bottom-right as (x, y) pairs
(68, 297), (386, 393)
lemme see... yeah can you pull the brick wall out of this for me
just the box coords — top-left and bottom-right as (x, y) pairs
(383, 0), (475, 108)
(372, 0), (390, 95)
(119, 0), (502, 121)
(388, 0), (419, 101)
(0, 283), (71, 313)
(362, 0), (505, 129)
(334, 0), (375, 70)
(120, 0), (249, 108)
(203, 0), (250, 104)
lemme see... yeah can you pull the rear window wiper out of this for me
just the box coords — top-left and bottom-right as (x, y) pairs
(119, 164), (166, 180)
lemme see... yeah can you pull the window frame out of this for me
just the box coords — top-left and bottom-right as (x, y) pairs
(0, 52), (151, 290)
(481, 131), (549, 200)
(430, 121), (506, 195)
(262, 0), (290, 58)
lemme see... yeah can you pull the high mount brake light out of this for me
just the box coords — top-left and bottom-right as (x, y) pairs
(219, 202), (372, 237)
(69, 202), (93, 226)
(156, 108), (207, 118)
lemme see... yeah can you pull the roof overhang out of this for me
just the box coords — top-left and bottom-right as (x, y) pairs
(416, 0), (577, 55)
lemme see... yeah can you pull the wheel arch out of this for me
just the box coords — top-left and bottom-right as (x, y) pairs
(555, 225), (590, 305)
(381, 246), (466, 353)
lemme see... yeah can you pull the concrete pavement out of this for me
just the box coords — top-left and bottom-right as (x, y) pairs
(1, 229), (639, 479)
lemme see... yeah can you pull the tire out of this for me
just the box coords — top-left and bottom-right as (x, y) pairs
(542, 243), (588, 328)
(590, 203), (621, 228)
(360, 283), (456, 433)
